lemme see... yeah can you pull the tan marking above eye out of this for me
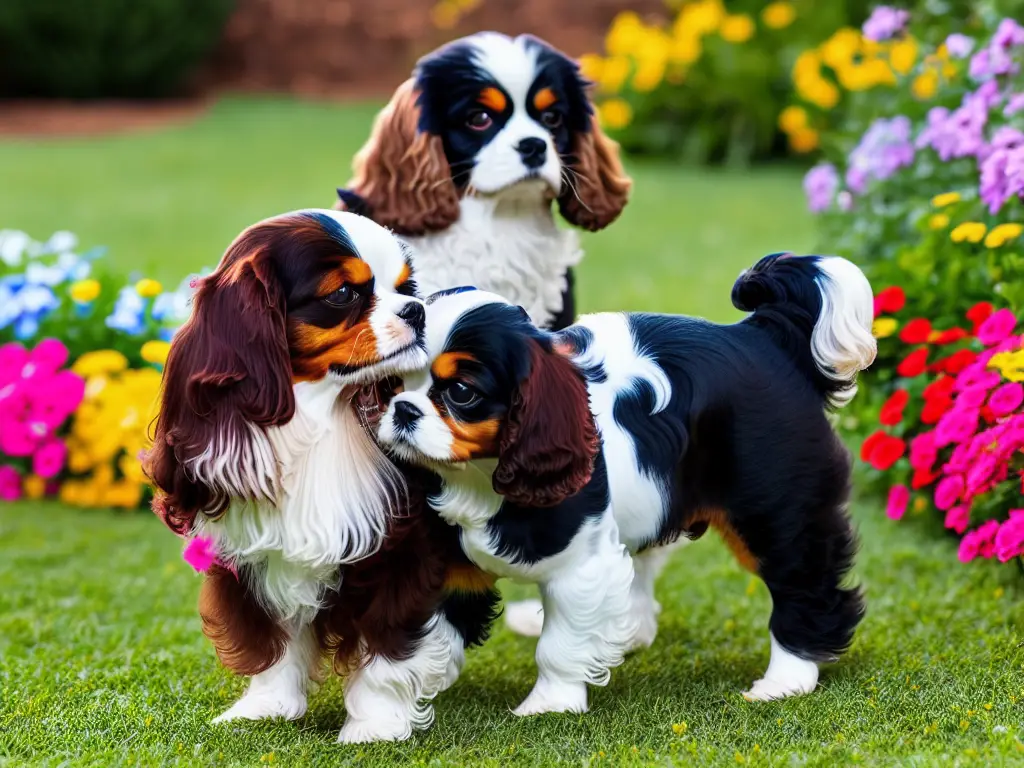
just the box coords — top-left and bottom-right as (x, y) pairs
(479, 87), (507, 113)
(317, 256), (373, 297)
(533, 87), (557, 111)
(432, 351), (475, 380)
(395, 262), (412, 289)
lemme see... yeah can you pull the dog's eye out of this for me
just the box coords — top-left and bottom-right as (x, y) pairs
(445, 381), (481, 408)
(323, 285), (355, 307)
(540, 110), (563, 130)
(466, 110), (493, 131)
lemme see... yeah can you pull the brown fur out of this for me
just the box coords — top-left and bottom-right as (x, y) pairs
(687, 509), (760, 573)
(446, 415), (501, 462)
(558, 114), (632, 232)
(342, 80), (460, 236)
(493, 341), (599, 506)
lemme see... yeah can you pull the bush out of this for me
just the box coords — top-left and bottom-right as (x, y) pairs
(0, 0), (235, 98)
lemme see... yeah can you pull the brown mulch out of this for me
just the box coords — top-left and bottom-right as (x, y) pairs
(0, 99), (212, 137)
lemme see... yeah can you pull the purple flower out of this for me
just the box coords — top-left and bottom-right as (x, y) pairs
(993, 18), (1024, 49)
(803, 163), (839, 213)
(1004, 92), (1024, 116)
(945, 33), (975, 59)
(846, 116), (915, 194)
(981, 139), (1024, 214)
(916, 86), (996, 161)
(862, 6), (909, 42)
(969, 18), (1024, 81)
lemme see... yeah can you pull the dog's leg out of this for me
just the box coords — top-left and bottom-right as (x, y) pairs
(212, 623), (317, 723)
(625, 541), (681, 652)
(338, 614), (458, 744)
(513, 517), (637, 716)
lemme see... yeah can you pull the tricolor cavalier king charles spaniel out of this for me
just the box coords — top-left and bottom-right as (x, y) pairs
(378, 254), (877, 715)
(335, 32), (631, 330)
(145, 209), (498, 743)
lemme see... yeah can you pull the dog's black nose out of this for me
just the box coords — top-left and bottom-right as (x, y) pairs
(397, 301), (425, 334)
(393, 400), (423, 429)
(517, 137), (547, 169)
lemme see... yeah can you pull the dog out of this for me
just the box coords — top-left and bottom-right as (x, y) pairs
(334, 31), (631, 331)
(145, 209), (498, 743)
(377, 254), (877, 715)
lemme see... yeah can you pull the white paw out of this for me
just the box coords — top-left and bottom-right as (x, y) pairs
(211, 692), (307, 723)
(504, 599), (544, 638)
(338, 716), (414, 744)
(625, 605), (659, 653)
(742, 673), (818, 702)
(512, 680), (588, 716)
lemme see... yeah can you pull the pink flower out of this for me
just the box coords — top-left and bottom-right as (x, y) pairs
(945, 505), (971, 534)
(0, 465), (21, 501)
(977, 309), (1018, 346)
(958, 530), (981, 562)
(934, 474), (965, 510)
(0, 343), (29, 384)
(989, 382), (1023, 417)
(909, 431), (938, 471)
(28, 371), (85, 428)
(935, 407), (980, 447)
(954, 364), (1002, 392)
(183, 537), (219, 572)
(27, 339), (69, 377)
(976, 520), (1000, 559)
(886, 484), (910, 520)
(0, 419), (38, 457)
(957, 386), (991, 409)
(965, 452), (999, 497)
(995, 510), (1024, 562)
(32, 440), (67, 479)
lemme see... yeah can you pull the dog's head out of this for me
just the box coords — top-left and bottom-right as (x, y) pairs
(339, 33), (631, 235)
(147, 209), (427, 533)
(377, 287), (598, 507)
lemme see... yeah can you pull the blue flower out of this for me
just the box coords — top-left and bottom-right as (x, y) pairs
(14, 314), (40, 340)
(106, 286), (147, 335)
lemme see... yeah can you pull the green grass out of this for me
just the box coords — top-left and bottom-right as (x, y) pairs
(2, 96), (1022, 766)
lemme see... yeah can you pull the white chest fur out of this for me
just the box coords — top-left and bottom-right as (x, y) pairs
(407, 195), (582, 328)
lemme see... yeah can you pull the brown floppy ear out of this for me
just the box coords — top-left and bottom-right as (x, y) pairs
(145, 228), (295, 534)
(494, 341), (599, 507)
(558, 113), (632, 232)
(347, 79), (460, 236)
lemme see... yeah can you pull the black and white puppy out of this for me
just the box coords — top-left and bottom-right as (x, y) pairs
(336, 32), (631, 330)
(377, 255), (877, 715)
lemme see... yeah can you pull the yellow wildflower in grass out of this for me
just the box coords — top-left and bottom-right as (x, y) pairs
(69, 279), (101, 303)
(632, 57), (667, 92)
(598, 55), (631, 93)
(931, 192), (961, 207)
(761, 2), (796, 30)
(135, 278), (162, 298)
(793, 51), (840, 109)
(676, 0), (724, 37)
(778, 105), (808, 134)
(73, 349), (129, 378)
(820, 28), (863, 70)
(23, 474), (46, 500)
(598, 98), (633, 130)
(606, 12), (645, 56)
(928, 213), (950, 230)
(912, 71), (939, 100)
(983, 222), (1023, 248)
(719, 14), (755, 43)
(577, 54), (604, 83)
(838, 58), (896, 91)
(950, 222), (987, 243)
(429, 1), (459, 30)
(141, 340), (171, 366)
(889, 37), (918, 75)
(872, 318), (899, 338)
(913, 496), (928, 514)
(789, 127), (819, 153)
(669, 32), (702, 65)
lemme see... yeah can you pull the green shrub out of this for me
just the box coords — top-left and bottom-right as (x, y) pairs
(0, 0), (235, 98)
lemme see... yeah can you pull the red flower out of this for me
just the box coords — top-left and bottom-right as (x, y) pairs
(912, 468), (940, 489)
(897, 348), (929, 377)
(981, 405), (997, 424)
(932, 327), (969, 345)
(938, 349), (977, 375)
(921, 395), (953, 424)
(966, 301), (994, 331)
(860, 430), (888, 462)
(879, 389), (910, 425)
(899, 318), (933, 344)
(869, 435), (906, 471)
(874, 286), (906, 316)
(923, 376), (956, 401)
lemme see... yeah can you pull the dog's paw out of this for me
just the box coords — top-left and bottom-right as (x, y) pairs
(338, 716), (414, 744)
(211, 692), (307, 724)
(512, 680), (588, 716)
(742, 671), (818, 702)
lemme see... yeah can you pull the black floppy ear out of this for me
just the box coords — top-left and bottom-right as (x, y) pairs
(335, 188), (371, 217)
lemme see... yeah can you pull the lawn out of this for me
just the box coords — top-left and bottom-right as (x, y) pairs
(2, 97), (1023, 767)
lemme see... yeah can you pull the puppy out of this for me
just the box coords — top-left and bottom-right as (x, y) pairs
(146, 210), (498, 743)
(378, 254), (877, 715)
(335, 32), (631, 331)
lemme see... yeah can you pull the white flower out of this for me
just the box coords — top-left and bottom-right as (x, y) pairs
(45, 230), (78, 254)
(0, 230), (32, 267)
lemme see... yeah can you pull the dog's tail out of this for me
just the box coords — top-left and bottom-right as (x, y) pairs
(732, 253), (876, 408)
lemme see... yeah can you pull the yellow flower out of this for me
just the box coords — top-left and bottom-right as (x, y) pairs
(989, 350), (1024, 382)
(632, 57), (667, 92)
(669, 33), (702, 65)
(672, 721), (688, 735)
(820, 28), (863, 70)
(135, 278), (163, 298)
(913, 496), (928, 514)
(719, 14), (755, 43)
(577, 53), (604, 83)
(606, 11), (645, 56)
(598, 98), (633, 130)
(73, 350), (129, 378)
(69, 279), (101, 303)
(889, 37), (918, 75)
(838, 59), (895, 91)
(983, 222), (1023, 248)
(778, 105), (808, 134)
(59, 481), (82, 506)
(950, 221), (987, 243)
(928, 213), (949, 230)
(931, 192), (961, 207)
(141, 340), (171, 366)
(102, 480), (143, 509)
(789, 127), (819, 153)
(793, 50), (822, 81)
(872, 318), (898, 338)
(429, 1), (459, 30)
(761, 2), (796, 30)
(598, 55), (631, 93)
(676, 0), (724, 37)
(912, 71), (939, 100)
(23, 474), (46, 500)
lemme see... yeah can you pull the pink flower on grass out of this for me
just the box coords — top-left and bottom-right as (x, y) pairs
(958, 386), (991, 408)
(0, 343), (29, 384)
(989, 382), (1023, 417)
(28, 371), (85, 428)
(183, 537), (218, 572)
(0, 420), (38, 457)
(994, 511), (1024, 562)
(965, 452), (999, 497)
(935, 407), (980, 447)
(954, 363), (1002, 392)
(32, 440), (67, 479)
(959, 530), (981, 562)
(976, 520), (1000, 558)
(26, 339), (69, 377)
(0, 465), (21, 501)
(945, 505), (971, 534)
(909, 431), (938, 471)
(935, 474), (965, 510)
(977, 309), (1018, 346)
(886, 485), (910, 520)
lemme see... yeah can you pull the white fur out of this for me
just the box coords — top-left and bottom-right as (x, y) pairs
(743, 633), (819, 702)
(504, 598), (544, 638)
(811, 256), (877, 407)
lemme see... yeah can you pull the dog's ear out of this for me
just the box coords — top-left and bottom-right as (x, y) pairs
(334, 188), (371, 217)
(347, 79), (460, 236)
(494, 340), (598, 507)
(145, 225), (295, 533)
(558, 113), (632, 232)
